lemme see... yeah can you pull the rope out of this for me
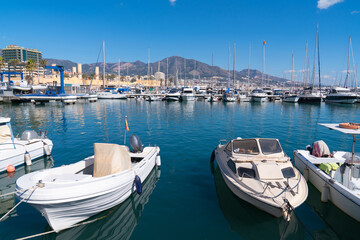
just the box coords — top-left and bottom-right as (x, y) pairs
(0, 186), (38, 198)
(16, 202), (120, 240)
(0, 186), (38, 222)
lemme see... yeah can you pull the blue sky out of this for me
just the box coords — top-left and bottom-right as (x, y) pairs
(0, 0), (359, 83)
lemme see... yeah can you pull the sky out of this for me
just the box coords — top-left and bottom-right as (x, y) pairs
(0, 0), (360, 84)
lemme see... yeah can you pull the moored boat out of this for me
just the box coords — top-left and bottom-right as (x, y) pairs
(212, 137), (308, 219)
(293, 123), (360, 221)
(16, 135), (160, 232)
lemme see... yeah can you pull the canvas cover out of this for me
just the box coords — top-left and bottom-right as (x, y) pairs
(93, 143), (131, 177)
(312, 140), (331, 157)
(0, 124), (11, 143)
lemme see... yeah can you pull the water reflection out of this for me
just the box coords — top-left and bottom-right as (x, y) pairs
(43, 167), (160, 240)
(0, 157), (53, 216)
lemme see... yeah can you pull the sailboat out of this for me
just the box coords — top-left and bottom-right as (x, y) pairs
(97, 40), (127, 99)
(298, 24), (322, 103)
(283, 53), (299, 103)
(325, 37), (357, 104)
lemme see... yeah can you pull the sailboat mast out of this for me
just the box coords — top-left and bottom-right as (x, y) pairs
(262, 41), (265, 87)
(102, 40), (105, 89)
(184, 59), (186, 87)
(147, 48), (150, 88)
(248, 43), (251, 88)
(345, 36), (351, 88)
(118, 58), (120, 87)
(228, 45), (230, 89)
(311, 24), (318, 89)
(291, 53), (294, 92)
(350, 37), (358, 92)
(317, 24), (321, 91)
(303, 41), (308, 88)
(166, 58), (168, 87)
(212, 53), (214, 89)
(233, 42), (236, 89)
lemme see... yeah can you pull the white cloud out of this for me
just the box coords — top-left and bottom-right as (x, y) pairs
(351, 10), (360, 14)
(169, 0), (176, 5)
(317, 0), (344, 10)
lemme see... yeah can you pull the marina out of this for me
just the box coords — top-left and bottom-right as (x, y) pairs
(0, 100), (359, 239)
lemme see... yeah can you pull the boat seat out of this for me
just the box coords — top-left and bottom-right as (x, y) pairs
(49, 173), (92, 182)
(93, 143), (131, 177)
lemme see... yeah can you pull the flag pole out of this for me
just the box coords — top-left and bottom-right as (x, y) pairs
(124, 116), (127, 144)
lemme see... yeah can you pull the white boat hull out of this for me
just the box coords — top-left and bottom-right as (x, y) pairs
(97, 92), (127, 99)
(294, 150), (360, 221)
(16, 146), (160, 232)
(282, 96), (299, 103)
(251, 96), (267, 102)
(0, 139), (53, 173)
(181, 94), (196, 101)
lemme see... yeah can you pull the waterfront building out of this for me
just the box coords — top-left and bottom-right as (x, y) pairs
(1, 45), (42, 63)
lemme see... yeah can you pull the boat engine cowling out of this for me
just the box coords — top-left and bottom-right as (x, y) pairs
(20, 130), (39, 140)
(130, 135), (143, 153)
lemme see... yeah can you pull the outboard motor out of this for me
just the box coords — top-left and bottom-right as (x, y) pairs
(130, 135), (143, 153)
(20, 130), (39, 140)
(40, 130), (48, 139)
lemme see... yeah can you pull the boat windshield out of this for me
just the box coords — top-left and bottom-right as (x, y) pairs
(232, 139), (259, 155)
(259, 139), (282, 155)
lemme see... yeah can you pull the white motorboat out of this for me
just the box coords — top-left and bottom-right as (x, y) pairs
(9, 80), (32, 92)
(163, 89), (181, 101)
(16, 135), (161, 232)
(298, 88), (322, 103)
(207, 95), (219, 102)
(212, 138), (308, 219)
(32, 84), (48, 91)
(282, 92), (299, 103)
(238, 91), (251, 102)
(181, 88), (196, 101)
(250, 89), (268, 102)
(325, 87), (357, 104)
(0, 117), (53, 173)
(293, 123), (360, 221)
(97, 90), (127, 99)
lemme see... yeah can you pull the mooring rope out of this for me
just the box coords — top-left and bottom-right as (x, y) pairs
(0, 186), (39, 222)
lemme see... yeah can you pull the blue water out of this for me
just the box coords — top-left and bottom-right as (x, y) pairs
(0, 100), (359, 239)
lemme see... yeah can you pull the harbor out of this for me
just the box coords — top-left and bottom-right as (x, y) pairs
(0, 100), (359, 239)
(1, 0), (360, 239)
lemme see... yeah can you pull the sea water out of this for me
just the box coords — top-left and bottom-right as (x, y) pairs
(0, 100), (359, 239)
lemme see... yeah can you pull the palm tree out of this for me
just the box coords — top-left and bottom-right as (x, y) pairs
(25, 59), (36, 84)
(8, 59), (20, 72)
(39, 59), (48, 77)
(0, 57), (4, 71)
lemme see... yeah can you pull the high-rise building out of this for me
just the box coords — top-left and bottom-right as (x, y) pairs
(1, 45), (42, 63)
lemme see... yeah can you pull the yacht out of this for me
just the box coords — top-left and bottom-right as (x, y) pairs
(325, 87), (357, 104)
(97, 88), (127, 99)
(163, 89), (181, 101)
(181, 88), (196, 101)
(282, 91), (299, 103)
(294, 123), (360, 221)
(212, 138), (308, 219)
(298, 87), (322, 103)
(250, 89), (268, 102)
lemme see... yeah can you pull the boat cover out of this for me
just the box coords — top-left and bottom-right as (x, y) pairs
(0, 124), (11, 143)
(93, 143), (131, 177)
(312, 140), (331, 157)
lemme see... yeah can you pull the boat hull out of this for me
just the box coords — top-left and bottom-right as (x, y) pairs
(325, 96), (357, 104)
(282, 96), (299, 103)
(294, 151), (360, 221)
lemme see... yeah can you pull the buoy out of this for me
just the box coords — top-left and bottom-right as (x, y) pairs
(6, 165), (15, 173)
(321, 184), (329, 202)
(44, 143), (51, 156)
(156, 155), (161, 167)
(134, 175), (142, 195)
(303, 167), (309, 182)
(24, 151), (32, 166)
(210, 149), (216, 163)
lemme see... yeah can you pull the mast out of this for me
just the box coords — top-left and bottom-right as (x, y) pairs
(166, 58), (168, 87)
(291, 53), (294, 92)
(233, 42), (236, 89)
(184, 58), (186, 87)
(147, 48), (150, 88)
(118, 58), (121, 87)
(228, 45), (230, 89)
(303, 41), (308, 88)
(350, 36), (358, 92)
(345, 36), (351, 88)
(311, 24), (318, 90)
(102, 40), (105, 89)
(262, 41), (266, 87)
(317, 24), (321, 91)
(248, 43), (251, 89)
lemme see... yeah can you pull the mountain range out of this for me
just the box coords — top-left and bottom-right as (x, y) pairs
(46, 56), (289, 85)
